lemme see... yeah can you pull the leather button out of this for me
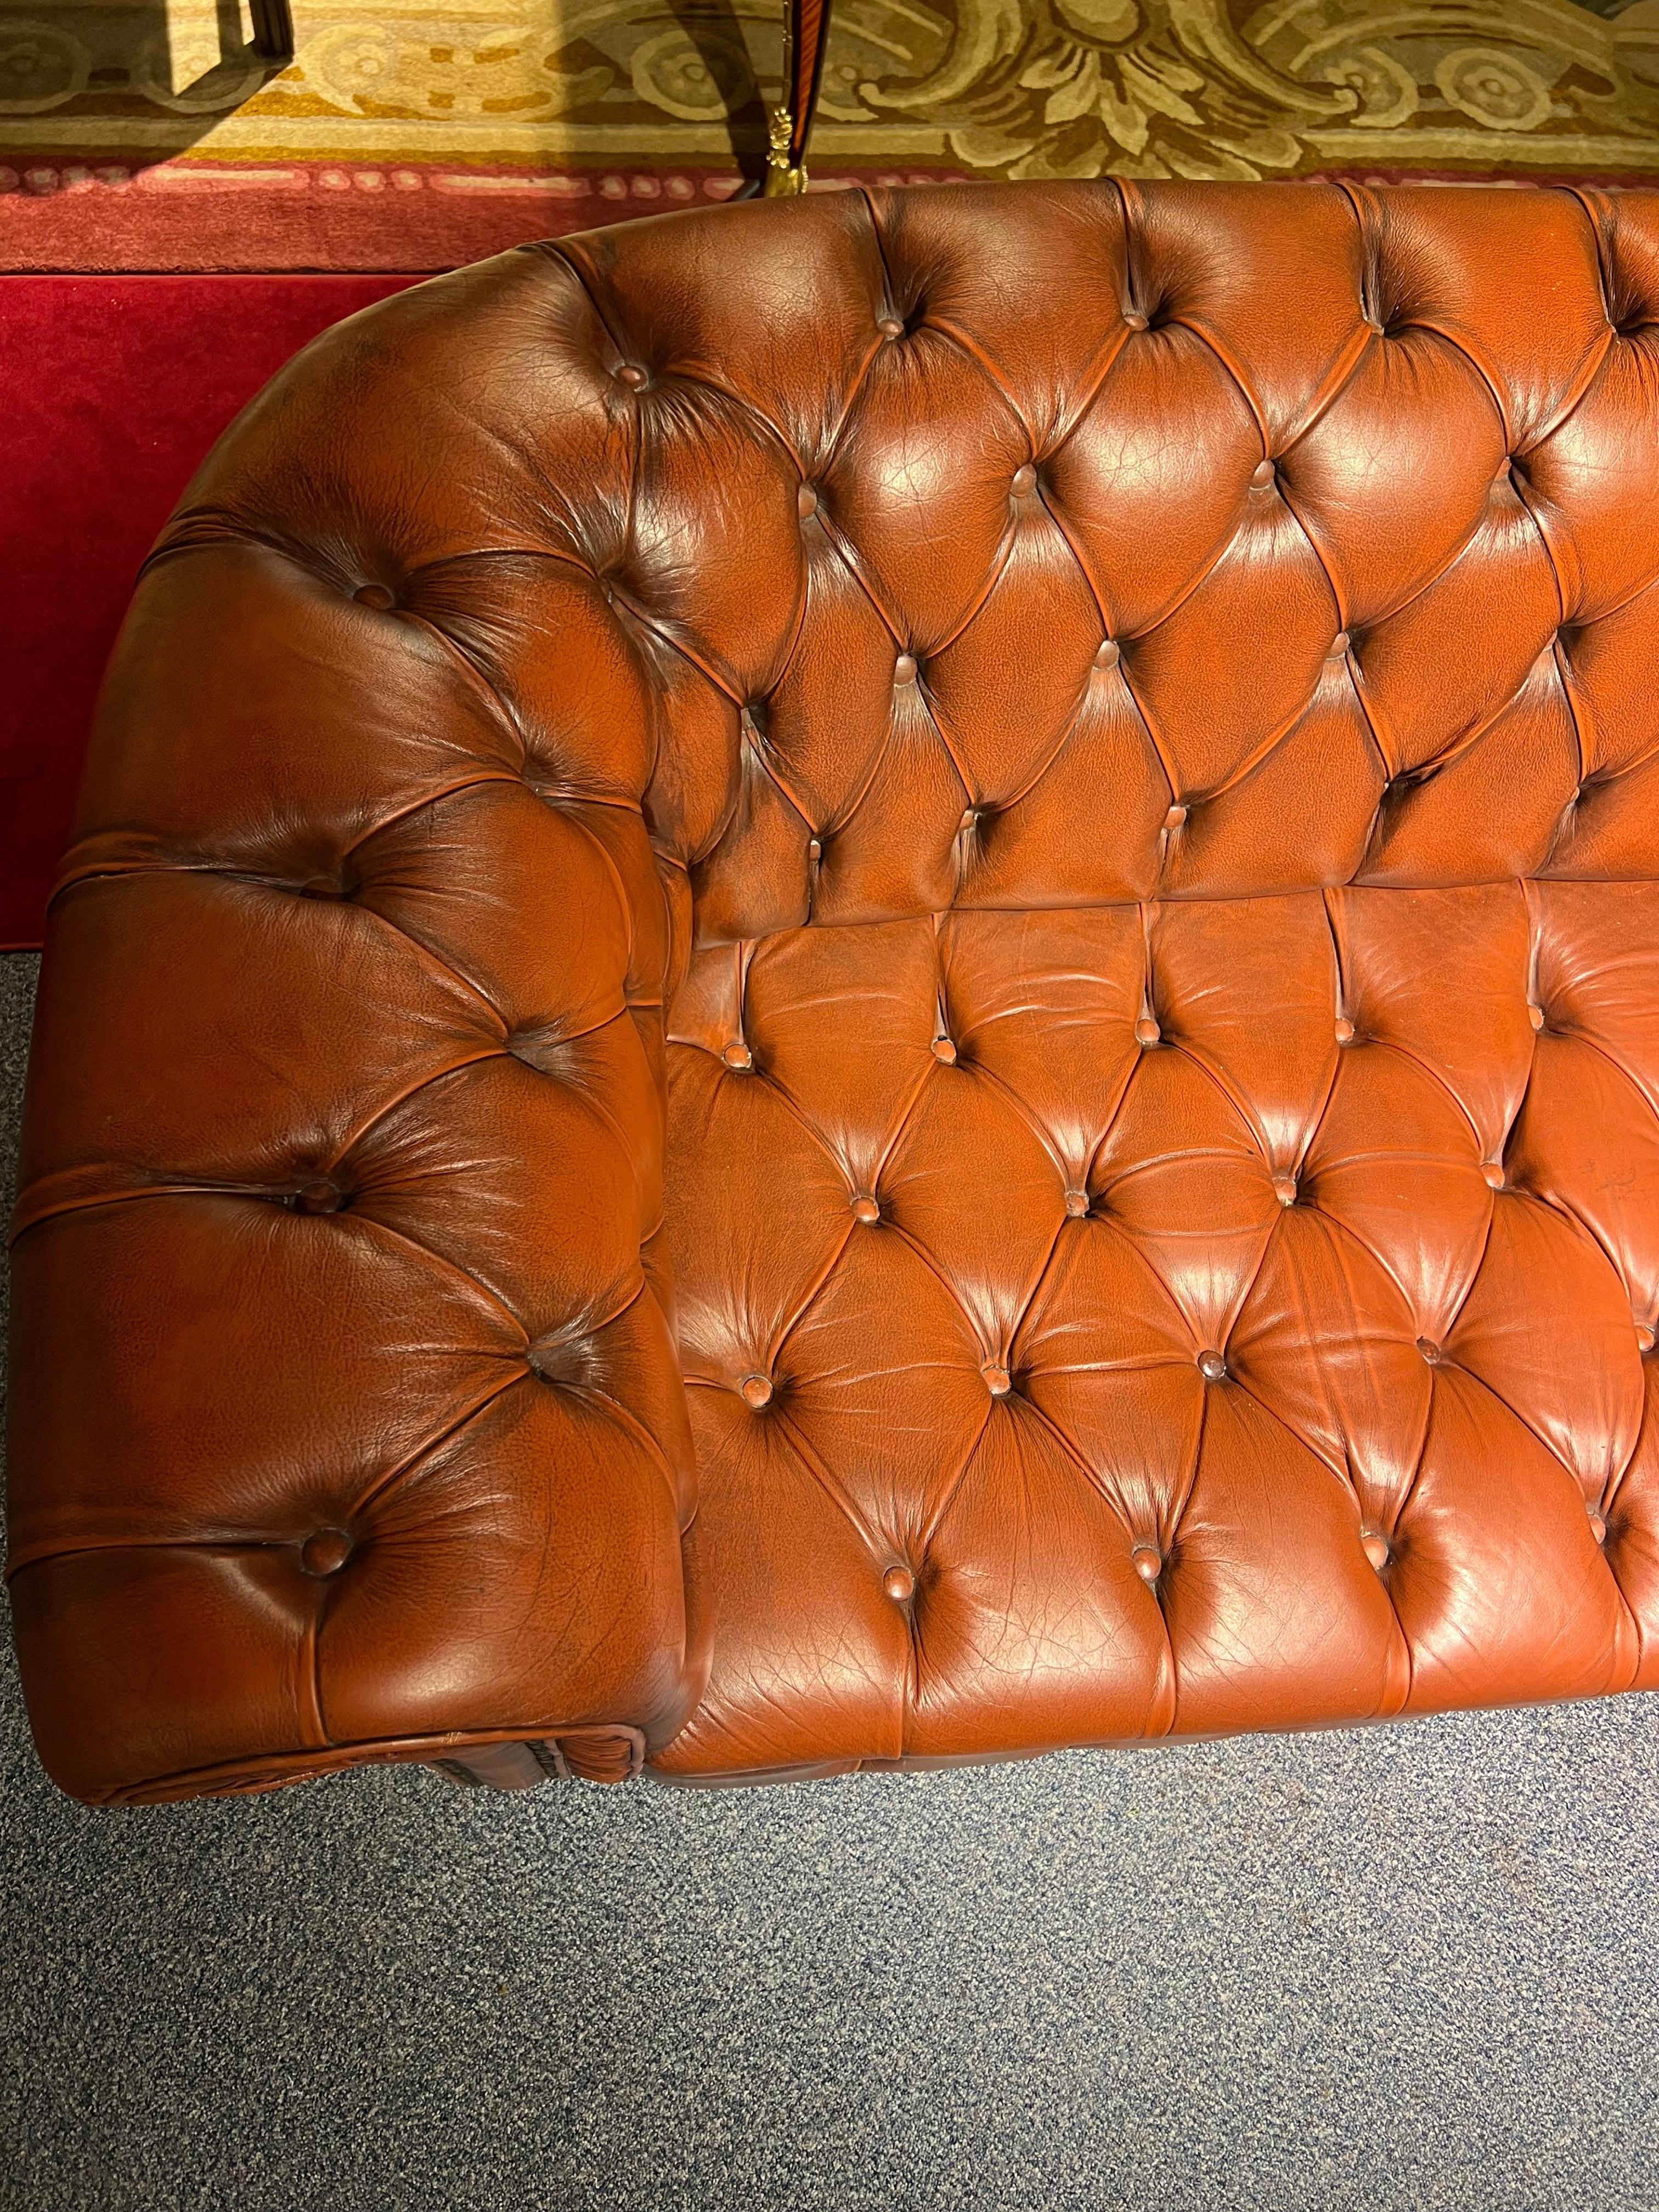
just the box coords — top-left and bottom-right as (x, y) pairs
(721, 1042), (753, 1071)
(1131, 1542), (1161, 1583)
(1011, 463), (1036, 495)
(1528, 1004), (1546, 1032)
(1361, 1528), (1390, 1572)
(1198, 1349), (1226, 1381)
(1271, 1173), (1297, 1207)
(1334, 1017), (1356, 1045)
(740, 1373), (772, 1410)
(981, 1362), (1012, 1397)
(1250, 459), (1277, 488)
(797, 483), (819, 519)
(354, 583), (396, 611)
(1135, 1015), (1160, 1046)
(1064, 1188), (1090, 1218)
(1163, 804), (1187, 831)
(894, 652), (918, 684)
(292, 1179), (345, 1214)
(932, 1037), (957, 1065)
(1588, 1504), (1609, 1545)
(617, 363), (647, 388)
(1637, 1324), (1655, 1355)
(877, 315), (904, 339)
(1329, 630), (1350, 657)
(1094, 639), (1120, 669)
(1417, 1336), (1442, 1364)
(1122, 311), (1148, 332)
(299, 1528), (353, 1578)
(883, 1565), (916, 1602)
(960, 808), (979, 833)
(808, 837), (822, 863)
(1481, 1162), (1504, 1190)
(851, 1193), (881, 1223)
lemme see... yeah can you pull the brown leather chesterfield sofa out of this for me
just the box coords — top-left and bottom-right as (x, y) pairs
(9, 181), (1659, 1805)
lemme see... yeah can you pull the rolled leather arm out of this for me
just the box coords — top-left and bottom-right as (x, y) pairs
(5, 263), (700, 1802)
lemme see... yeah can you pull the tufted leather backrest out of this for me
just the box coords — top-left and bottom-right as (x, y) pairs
(10, 180), (1659, 1802)
(594, 180), (1659, 935)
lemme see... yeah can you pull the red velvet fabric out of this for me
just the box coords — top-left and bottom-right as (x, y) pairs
(2, 274), (420, 949)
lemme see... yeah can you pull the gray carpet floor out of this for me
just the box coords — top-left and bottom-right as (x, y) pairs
(2, 945), (1657, 2211)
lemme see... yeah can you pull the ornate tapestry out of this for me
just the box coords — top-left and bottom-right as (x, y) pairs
(5, 0), (1659, 266)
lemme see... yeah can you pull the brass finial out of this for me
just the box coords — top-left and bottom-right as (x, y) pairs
(763, 104), (806, 197)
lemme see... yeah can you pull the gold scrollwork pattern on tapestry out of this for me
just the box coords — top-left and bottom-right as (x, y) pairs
(0, 19), (91, 112)
(5, 0), (1659, 176)
(854, 0), (1659, 178)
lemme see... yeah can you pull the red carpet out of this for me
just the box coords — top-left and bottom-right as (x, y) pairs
(1, 273), (420, 949)
(0, 165), (743, 274)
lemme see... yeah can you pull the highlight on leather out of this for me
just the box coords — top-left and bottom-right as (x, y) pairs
(8, 179), (1659, 1804)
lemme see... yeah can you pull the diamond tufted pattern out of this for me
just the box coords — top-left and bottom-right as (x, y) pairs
(9, 179), (1659, 1802)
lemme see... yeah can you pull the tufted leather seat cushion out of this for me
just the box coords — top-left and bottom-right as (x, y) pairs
(9, 179), (1659, 1803)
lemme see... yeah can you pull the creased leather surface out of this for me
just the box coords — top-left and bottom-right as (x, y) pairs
(9, 179), (1659, 1802)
